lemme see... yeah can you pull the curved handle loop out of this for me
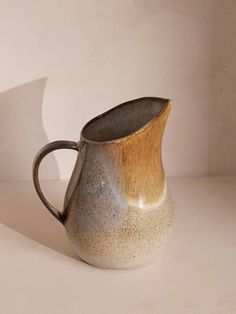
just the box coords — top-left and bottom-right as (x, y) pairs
(33, 140), (79, 224)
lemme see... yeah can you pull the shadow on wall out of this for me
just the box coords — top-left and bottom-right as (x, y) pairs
(0, 79), (78, 260)
(0, 78), (59, 180)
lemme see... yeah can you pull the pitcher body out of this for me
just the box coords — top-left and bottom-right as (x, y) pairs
(33, 97), (174, 269)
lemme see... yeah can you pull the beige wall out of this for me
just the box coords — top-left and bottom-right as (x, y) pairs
(209, 0), (236, 175)
(1, 1), (234, 180)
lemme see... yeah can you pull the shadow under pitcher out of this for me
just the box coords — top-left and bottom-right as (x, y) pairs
(33, 97), (174, 269)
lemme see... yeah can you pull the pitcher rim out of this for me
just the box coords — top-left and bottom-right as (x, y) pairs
(81, 96), (172, 145)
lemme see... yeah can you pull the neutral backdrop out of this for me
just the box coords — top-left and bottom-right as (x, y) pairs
(0, 2), (236, 313)
(0, 0), (235, 180)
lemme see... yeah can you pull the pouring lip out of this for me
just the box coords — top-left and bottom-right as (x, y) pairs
(80, 96), (172, 145)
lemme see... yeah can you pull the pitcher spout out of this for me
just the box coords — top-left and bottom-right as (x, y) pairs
(80, 97), (172, 207)
(81, 97), (172, 144)
(117, 98), (172, 206)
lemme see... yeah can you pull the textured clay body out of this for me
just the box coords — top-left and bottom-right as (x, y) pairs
(33, 97), (174, 269)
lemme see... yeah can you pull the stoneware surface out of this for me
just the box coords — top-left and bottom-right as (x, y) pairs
(33, 97), (174, 269)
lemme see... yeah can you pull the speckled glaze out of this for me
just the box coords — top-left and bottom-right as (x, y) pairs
(33, 97), (174, 269)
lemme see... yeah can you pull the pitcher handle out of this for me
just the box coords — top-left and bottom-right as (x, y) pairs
(33, 140), (79, 224)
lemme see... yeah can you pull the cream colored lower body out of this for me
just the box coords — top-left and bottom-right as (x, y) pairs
(65, 191), (174, 270)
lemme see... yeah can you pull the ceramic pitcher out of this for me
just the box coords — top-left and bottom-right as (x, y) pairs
(33, 97), (174, 269)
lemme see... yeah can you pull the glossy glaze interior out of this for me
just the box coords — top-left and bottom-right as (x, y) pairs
(82, 97), (169, 142)
(64, 97), (174, 269)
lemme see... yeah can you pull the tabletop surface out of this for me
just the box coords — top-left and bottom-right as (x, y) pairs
(0, 177), (235, 314)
